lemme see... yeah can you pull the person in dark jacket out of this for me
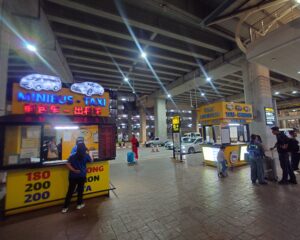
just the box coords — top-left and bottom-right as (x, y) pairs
(271, 127), (297, 184)
(247, 134), (267, 184)
(62, 142), (92, 213)
(289, 130), (300, 172)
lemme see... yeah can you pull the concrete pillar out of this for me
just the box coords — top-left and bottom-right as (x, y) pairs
(0, 0), (9, 116)
(139, 107), (147, 143)
(243, 62), (276, 149)
(154, 98), (167, 139)
(191, 109), (198, 132)
(281, 120), (287, 128)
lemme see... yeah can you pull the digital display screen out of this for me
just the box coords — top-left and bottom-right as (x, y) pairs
(202, 147), (219, 162)
(265, 107), (276, 126)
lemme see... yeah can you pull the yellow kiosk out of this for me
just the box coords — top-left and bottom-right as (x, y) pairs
(0, 75), (116, 216)
(198, 101), (253, 167)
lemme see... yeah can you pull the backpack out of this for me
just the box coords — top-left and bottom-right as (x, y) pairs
(247, 143), (261, 158)
(288, 138), (299, 153)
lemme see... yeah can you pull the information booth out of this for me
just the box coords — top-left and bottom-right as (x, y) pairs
(198, 102), (253, 167)
(0, 76), (116, 216)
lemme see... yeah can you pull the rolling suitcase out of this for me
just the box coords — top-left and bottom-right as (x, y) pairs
(263, 155), (278, 181)
(127, 152), (135, 164)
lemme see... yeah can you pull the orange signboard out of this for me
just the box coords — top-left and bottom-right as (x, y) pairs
(11, 83), (110, 117)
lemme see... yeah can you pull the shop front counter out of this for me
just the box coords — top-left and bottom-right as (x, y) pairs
(4, 161), (110, 216)
(201, 144), (248, 167)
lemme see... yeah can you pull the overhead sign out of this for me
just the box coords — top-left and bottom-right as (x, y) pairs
(198, 102), (253, 124)
(12, 83), (110, 117)
(172, 116), (181, 133)
(265, 107), (276, 126)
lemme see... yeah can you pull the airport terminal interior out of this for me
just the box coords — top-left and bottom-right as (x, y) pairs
(1, 0), (300, 239)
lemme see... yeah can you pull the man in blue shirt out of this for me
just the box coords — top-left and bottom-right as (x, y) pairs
(62, 142), (92, 213)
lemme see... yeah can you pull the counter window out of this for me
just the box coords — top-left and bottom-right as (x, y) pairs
(42, 124), (99, 162)
(2, 125), (41, 166)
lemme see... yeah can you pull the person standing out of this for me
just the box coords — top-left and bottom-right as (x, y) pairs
(288, 130), (300, 172)
(62, 142), (92, 213)
(217, 145), (228, 177)
(247, 134), (267, 185)
(271, 127), (297, 184)
(131, 134), (139, 161)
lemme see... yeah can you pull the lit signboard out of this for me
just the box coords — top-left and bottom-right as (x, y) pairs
(264, 107), (276, 126)
(20, 74), (62, 92)
(172, 116), (181, 133)
(12, 83), (110, 117)
(70, 82), (104, 96)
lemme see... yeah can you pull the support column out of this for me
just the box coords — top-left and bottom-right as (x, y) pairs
(243, 62), (276, 149)
(139, 107), (147, 144)
(154, 98), (167, 139)
(191, 109), (199, 132)
(0, 0), (9, 116)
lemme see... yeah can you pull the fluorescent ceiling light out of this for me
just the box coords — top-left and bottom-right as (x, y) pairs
(26, 44), (37, 52)
(141, 52), (147, 58)
(292, 91), (297, 94)
(201, 92), (205, 96)
(274, 91), (280, 95)
(206, 77), (211, 81)
(229, 123), (240, 126)
(124, 77), (129, 82)
(167, 94), (171, 98)
(54, 126), (79, 130)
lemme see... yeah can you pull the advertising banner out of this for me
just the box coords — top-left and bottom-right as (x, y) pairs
(5, 161), (109, 215)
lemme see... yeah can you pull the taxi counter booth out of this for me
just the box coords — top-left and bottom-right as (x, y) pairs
(0, 79), (116, 216)
(198, 102), (253, 168)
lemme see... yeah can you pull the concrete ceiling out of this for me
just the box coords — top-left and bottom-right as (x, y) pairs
(5, 0), (300, 109)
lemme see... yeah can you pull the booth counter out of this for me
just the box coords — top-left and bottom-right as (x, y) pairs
(0, 79), (116, 216)
(197, 102), (252, 167)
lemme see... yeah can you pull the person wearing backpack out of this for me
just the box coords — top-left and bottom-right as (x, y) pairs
(271, 127), (297, 184)
(131, 134), (139, 162)
(247, 134), (267, 185)
(288, 130), (300, 172)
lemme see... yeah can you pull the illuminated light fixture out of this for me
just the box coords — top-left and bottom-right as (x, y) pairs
(206, 77), (212, 81)
(292, 90), (297, 94)
(26, 44), (37, 52)
(201, 92), (205, 96)
(296, 0), (300, 4)
(121, 98), (126, 101)
(293, 109), (296, 112)
(167, 93), (171, 98)
(141, 52), (147, 58)
(274, 91), (280, 95)
(54, 126), (79, 130)
(297, 71), (300, 74)
(229, 123), (240, 126)
(124, 77), (129, 82)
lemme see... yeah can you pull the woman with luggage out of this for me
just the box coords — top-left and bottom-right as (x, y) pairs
(131, 134), (139, 162)
(247, 134), (267, 185)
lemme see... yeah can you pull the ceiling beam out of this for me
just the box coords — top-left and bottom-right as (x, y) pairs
(47, 15), (215, 60)
(61, 44), (190, 72)
(55, 32), (198, 67)
(47, 0), (230, 53)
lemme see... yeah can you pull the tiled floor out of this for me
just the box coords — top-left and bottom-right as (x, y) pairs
(1, 148), (300, 240)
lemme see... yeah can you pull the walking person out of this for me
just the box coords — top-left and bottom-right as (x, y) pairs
(62, 142), (92, 213)
(247, 134), (267, 185)
(271, 127), (297, 184)
(131, 134), (139, 161)
(288, 130), (300, 172)
(217, 145), (228, 177)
